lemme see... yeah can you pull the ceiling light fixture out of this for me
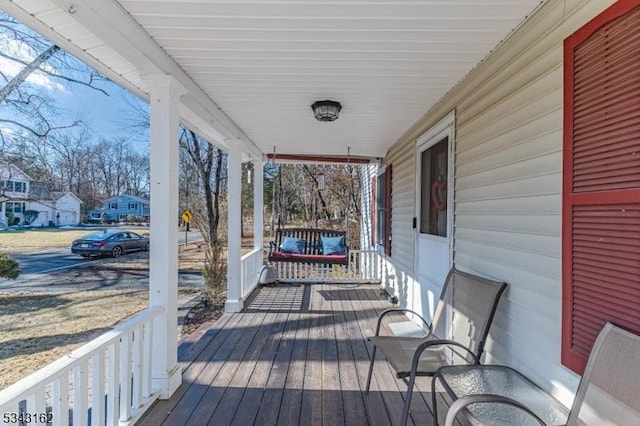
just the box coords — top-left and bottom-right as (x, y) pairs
(311, 100), (342, 122)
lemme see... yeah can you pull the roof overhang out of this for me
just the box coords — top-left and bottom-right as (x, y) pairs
(3, 0), (547, 160)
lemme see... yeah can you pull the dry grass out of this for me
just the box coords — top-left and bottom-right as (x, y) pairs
(0, 227), (150, 254)
(0, 232), (259, 389)
(0, 288), (195, 389)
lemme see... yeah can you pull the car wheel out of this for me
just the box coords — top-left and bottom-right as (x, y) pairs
(111, 246), (123, 258)
(81, 254), (90, 258)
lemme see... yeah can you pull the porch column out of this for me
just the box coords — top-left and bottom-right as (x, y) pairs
(253, 161), (264, 250)
(225, 141), (243, 312)
(146, 74), (185, 399)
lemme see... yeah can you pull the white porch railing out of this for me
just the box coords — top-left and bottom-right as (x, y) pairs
(241, 247), (263, 299)
(274, 249), (381, 282)
(0, 306), (163, 426)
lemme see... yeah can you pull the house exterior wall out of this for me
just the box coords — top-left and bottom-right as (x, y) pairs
(383, 0), (617, 406)
(0, 165), (32, 226)
(91, 195), (150, 222)
(360, 164), (377, 251)
(55, 195), (81, 226)
(27, 201), (52, 227)
(28, 194), (82, 226)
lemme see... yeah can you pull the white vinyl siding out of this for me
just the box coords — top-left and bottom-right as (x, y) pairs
(385, 132), (421, 313)
(384, 0), (617, 405)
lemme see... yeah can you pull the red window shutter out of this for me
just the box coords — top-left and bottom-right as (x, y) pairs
(384, 165), (392, 256)
(563, 1), (640, 374)
(370, 176), (377, 247)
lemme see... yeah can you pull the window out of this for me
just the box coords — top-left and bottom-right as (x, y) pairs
(6, 202), (25, 213)
(3, 181), (25, 193)
(118, 214), (128, 221)
(109, 202), (117, 210)
(376, 165), (392, 256)
(562, 1), (640, 374)
(420, 138), (448, 237)
(128, 203), (138, 210)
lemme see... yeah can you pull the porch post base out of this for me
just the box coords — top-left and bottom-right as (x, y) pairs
(225, 298), (244, 313)
(152, 364), (182, 399)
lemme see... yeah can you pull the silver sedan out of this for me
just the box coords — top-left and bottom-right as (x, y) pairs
(71, 230), (150, 258)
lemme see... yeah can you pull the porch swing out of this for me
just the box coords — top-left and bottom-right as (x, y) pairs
(267, 154), (349, 266)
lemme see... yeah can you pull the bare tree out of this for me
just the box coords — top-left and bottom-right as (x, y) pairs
(180, 128), (225, 243)
(0, 12), (108, 139)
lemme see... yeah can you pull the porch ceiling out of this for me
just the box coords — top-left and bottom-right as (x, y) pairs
(5, 0), (544, 159)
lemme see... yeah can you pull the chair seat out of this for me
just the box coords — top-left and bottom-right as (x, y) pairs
(369, 335), (448, 378)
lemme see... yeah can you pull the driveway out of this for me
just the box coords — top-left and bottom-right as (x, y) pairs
(0, 230), (205, 293)
(9, 229), (203, 274)
(12, 248), (89, 274)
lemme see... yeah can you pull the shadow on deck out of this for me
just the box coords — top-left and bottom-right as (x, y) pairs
(137, 282), (437, 426)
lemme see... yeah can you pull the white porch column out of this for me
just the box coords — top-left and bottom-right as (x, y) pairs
(226, 141), (243, 312)
(147, 74), (185, 399)
(253, 161), (264, 251)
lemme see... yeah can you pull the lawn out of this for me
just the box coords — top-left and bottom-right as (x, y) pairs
(0, 228), (205, 389)
(0, 288), (199, 389)
(0, 229), (248, 389)
(0, 227), (150, 254)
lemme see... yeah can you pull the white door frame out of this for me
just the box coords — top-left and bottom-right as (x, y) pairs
(414, 110), (456, 283)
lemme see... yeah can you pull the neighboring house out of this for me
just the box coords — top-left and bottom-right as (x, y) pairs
(88, 194), (150, 222)
(0, 165), (83, 227)
(29, 192), (83, 227)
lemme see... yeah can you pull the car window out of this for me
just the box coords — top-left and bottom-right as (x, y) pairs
(111, 233), (124, 240)
(129, 232), (141, 240)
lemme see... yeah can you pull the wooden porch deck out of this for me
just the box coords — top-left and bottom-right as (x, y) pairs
(138, 282), (438, 426)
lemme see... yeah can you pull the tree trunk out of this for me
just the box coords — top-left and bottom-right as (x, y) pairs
(0, 45), (60, 103)
(212, 147), (223, 242)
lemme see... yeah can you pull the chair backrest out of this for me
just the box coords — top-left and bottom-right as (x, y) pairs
(567, 322), (640, 425)
(431, 268), (508, 363)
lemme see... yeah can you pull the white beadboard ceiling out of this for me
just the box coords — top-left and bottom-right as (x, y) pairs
(4, 0), (545, 159)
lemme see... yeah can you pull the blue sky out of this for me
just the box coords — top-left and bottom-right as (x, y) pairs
(0, 12), (149, 151)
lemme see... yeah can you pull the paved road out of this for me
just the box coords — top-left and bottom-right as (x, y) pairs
(12, 248), (89, 274)
(10, 229), (204, 275)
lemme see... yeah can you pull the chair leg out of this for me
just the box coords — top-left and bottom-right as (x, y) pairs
(365, 345), (377, 394)
(400, 371), (417, 426)
(431, 375), (439, 426)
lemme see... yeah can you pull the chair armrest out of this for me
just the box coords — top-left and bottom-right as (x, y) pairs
(445, 394), (547, 426)
(412, 339), (480, 368)
(372, 308), (431, 337)
(268, 241), (278, 254)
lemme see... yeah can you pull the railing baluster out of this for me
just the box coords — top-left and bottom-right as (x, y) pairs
(91, 351), (105, 426)
(119, 333), (132, 423)
(132, 326), (143, 411)
(52, 373), (69, 426)
(73, 359), (89, 426)
(142, 320), (153, 400)
(106, 340), (120, 426)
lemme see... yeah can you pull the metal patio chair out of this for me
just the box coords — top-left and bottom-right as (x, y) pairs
(365, 267), (508, 426)
(444, 322), (640, 426)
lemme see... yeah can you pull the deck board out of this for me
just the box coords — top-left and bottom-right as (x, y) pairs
(137, 283), (435, 426)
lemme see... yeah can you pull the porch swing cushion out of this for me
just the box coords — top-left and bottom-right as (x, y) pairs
(268, 228), (349, 265)
(321, 236), (346, 255)
(280, 236), (306, 254)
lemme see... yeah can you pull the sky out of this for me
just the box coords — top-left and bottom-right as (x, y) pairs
(0, 12), (150, 152)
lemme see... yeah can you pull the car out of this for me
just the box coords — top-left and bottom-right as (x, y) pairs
(71, 229), (149, 258)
